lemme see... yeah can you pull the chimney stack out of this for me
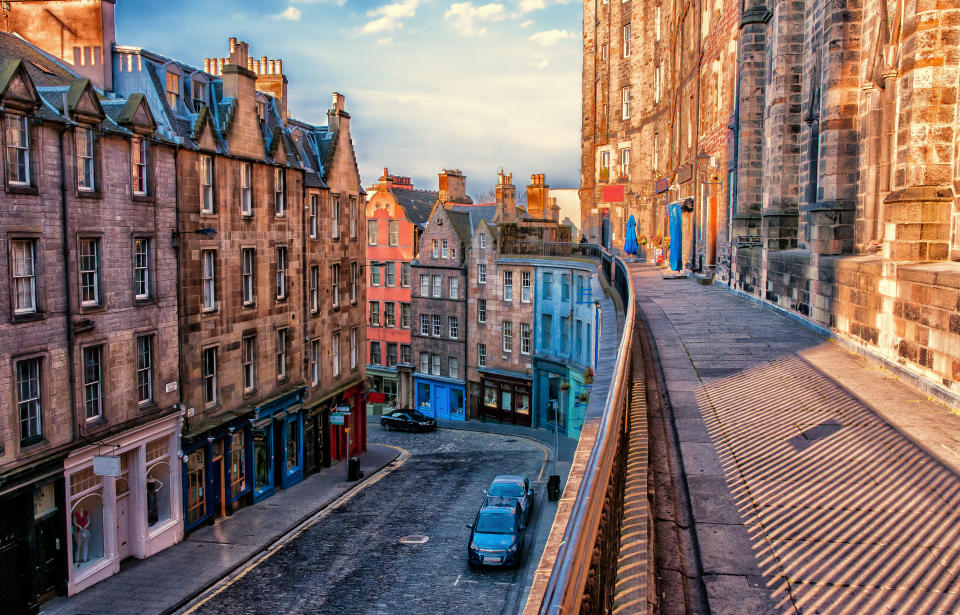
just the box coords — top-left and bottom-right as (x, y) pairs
(438, 169), (468, 203)
(495, 170), (517, 222)
(526, 172), (550, 219)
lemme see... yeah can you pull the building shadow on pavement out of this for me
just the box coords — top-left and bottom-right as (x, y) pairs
(693, 351), (960, 614)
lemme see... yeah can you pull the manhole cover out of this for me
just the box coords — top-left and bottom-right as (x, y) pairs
(399, 534), (429, 545)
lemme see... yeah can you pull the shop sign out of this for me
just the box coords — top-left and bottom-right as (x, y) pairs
(677, 163), (693, 184)
(93, 455), (121, 477)
(330, 413), (345, 426)
(252, 429), (268, 443)
(601, 184), (625, 203)
(654, 177), (670, 194)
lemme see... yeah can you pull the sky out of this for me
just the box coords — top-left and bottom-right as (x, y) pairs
(115, 0), (583, 198)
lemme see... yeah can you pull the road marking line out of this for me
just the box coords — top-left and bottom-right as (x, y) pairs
(178, 445), (409, 614)
(454, 574), (461, 586)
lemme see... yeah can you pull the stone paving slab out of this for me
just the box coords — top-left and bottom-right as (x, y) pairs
(630, 263), (960, 615)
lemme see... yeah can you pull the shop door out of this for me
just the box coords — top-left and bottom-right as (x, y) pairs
(0, 495), (30, 611)
(212, 440), (226, 518)
(304, 418), (317, 475)
(34, 510), (62, 601)
(116, 492), (131, 560)
(434, 386), (450, 420)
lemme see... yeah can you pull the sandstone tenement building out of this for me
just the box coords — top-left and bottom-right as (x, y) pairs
(582, 0), (960, 400)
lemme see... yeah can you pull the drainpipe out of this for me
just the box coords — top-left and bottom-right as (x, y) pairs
(58, 123), (79, 445)
(462, 244), (469, 419)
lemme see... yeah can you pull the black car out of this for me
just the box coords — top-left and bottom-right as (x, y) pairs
(380, 409), (437, 432)
(467, 499), (525, 567)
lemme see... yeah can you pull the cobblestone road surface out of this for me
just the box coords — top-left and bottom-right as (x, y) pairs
(186, 427), (548, 615)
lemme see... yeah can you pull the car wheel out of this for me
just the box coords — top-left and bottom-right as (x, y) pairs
(383, 422), (390, 431)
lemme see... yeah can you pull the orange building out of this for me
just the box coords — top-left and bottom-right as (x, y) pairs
(364, 170), (436, 410)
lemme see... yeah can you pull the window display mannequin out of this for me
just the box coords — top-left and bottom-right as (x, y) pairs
(73, 506), (91, 563)
(147, 477), (164, 526)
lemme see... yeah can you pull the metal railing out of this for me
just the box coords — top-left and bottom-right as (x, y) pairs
(523, 245), (636, 615)
(502, 241), (604, 259)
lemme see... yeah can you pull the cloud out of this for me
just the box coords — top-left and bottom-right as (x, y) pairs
(530, 58), (549, 69)
(518, 0), (544, 12)
(378, 36), (393, 45)
(444, 2), (506, 37)
(520, 19), (534, 27)
(361, 0), (419, 34)
(273, 6), (302, 20)
(293, 0), (347, 5)
(528, 29), (573, 46)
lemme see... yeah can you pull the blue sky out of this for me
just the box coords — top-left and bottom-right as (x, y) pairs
(116, 0), (582, 197)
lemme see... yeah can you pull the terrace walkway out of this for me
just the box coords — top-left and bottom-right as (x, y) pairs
(630, 262), (960, 614)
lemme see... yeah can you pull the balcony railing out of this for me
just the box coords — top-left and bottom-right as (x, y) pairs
(523, 245), (636, 615)
(501, 241), (603, 259)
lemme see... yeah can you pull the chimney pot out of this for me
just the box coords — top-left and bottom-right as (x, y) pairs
(203, 58), (211, 73)
(229, 37), (237, 52)
(277, 59), (283, 74)
(247, 57), (253, 71)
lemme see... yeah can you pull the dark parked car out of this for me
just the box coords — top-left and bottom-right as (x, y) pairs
(380, 409), (437, 432)
(483, 475), (534, 527)
(467, 499), (525, 567)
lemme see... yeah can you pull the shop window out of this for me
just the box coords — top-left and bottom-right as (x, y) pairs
(254, 429), (270, 492)
(417, 382), (431, 414)
(543, 272), (553, 300)
(70, 467), (104, 568)
(450, 389), (465, 418)
(146, 437), (170, 526)
(286, 419), (299, 472)
(484, 385), (498, 411)
(187, 450), (205, 524)
(521, 271), (531, 302)
(516, 393), (531, 417)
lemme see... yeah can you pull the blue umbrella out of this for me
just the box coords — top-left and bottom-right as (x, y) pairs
(624, 215), (638, 255)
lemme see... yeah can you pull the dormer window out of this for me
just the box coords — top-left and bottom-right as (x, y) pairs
(165, 71), (180, 110)
(192, 80), (207, 111)
(76, 127), (95, 191)
(5, 114), (30, 185)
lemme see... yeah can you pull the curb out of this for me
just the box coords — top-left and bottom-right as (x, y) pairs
(166, 446), (406, 615)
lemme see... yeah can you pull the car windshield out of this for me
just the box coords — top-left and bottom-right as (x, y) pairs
(409, 411), (429, 421)
(489, 482), (524, 498)
(475, 512), (515, 534)
(390, 412), (408, 419)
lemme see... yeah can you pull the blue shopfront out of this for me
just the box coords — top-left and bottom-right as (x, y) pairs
(251, 387), (308, 503)
(181, 414), (254, 533)
(534, 358), (590, 439)
(414, 375), (466, 421)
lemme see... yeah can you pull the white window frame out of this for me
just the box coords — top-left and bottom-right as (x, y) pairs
(136, 334), (153, 404)
(441, 239), (449, 259)
(200, 155), (213, 213)
(309, 194), (319, 238)
(6, 114), (30, 185)
(310, 265), (320, 313)
(432, 314), (442, 337)
(503, 321), (513, 353)
(201, 250), (216, 311)
(620, 147), (631, 178)
(478, 343), (487, 368)
(622, 86), (631, 119)
(310, 340), (320, 386)
(76, 127), (95, 191)
(450, 277), (459, 299)
(242, 335), (256, 393)
(420, 274), (429, 297)
(331, 263), (340, 307)
(478, 299), (487, 324)
(420, 313), (430, 335)
(521, 271), (531, 303)
(432, 275), (441, 298)
(503, 271), (513, 301)
(332, 195), (340, 239)
(276, 246), (287, 300)
(134, 238), (150, 299)
(332, 332), (341, 377)
(132, 137), (147, 195)
(448, 357), (459, 379)
(350, 327), (358, 370)
(11, 239), (37, 314)
(82, 345), (103, 420)
(16, 357), (41, 441)
(79, 238), (100, 306)
(349, 196), (358, 239)
(388, 220), (399, 246)
(240, 162), (252, 216)
(623, 24), (632, 57)
(242, 248), (255, 305)
(202, 347), (218, 407)
(479, 234), (486, 249)
(521, 323), (531, 355)
(368, 219), (378, 245)
(276, 329), (287, 380)
(478, 263), (487, 284)
(274, 167), (286, 216)
(449, 316), (459, 339)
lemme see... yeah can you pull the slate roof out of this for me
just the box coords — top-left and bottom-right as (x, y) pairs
(0, 32), (76, 87)
(395, 189), (439, 227)
(450, 204), (497, 230)
(447, 209), (473, 244)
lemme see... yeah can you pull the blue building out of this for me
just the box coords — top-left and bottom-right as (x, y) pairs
(532, 262), (600, 438)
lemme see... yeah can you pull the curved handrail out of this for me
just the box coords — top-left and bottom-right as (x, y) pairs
(526, 246), (635, 614)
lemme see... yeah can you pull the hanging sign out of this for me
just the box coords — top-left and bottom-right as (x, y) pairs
(93, 455), (121, 477)
(677, 163), (693, 184)
(654, 177), (670, 194)
(330, 414), (345, 426)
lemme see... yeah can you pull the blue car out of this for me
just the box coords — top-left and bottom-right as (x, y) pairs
(483, 475), (534, 527)
(466, 499), (525, 567)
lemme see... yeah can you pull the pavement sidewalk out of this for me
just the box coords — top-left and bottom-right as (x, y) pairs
(40, 445), (401, 615)
(630, 262), (960, 614)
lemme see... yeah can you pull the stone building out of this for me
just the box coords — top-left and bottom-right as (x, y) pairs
(365, 170), (435, 412)
(410, 172), (473, 421)
(0, 33), (182, 608)
(582, 0), (960, 400)
(109, 37), (367, 532)
(464, 175), (536, 424)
